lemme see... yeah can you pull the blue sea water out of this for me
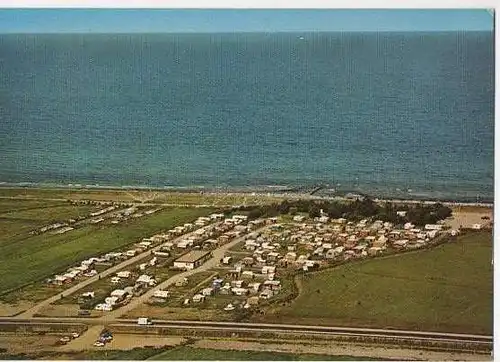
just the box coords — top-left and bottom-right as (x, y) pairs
(0, 32), (494, 201)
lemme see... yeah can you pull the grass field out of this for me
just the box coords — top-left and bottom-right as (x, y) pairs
(0, 345), (382, 360)
(146, 346), (381, 361)
(0, 206), (213, 297)
(0, 199), (96, 242)
(0, 187), (283, 206)
(262, 231), (493, 335)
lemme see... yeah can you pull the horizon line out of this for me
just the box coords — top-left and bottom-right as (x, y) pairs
(0, 29), (493, 34)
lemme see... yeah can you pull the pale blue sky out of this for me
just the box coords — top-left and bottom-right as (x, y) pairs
(0, 9), (493, 33)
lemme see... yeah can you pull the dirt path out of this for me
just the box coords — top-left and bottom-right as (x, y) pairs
(99, 335), (184, 350)
(58, 325), (104, 351)
(193, 338), (491, 361)
(58, 326), (185, 351)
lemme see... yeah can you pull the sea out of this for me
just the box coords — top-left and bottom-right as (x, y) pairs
(0, 32), (494, 202)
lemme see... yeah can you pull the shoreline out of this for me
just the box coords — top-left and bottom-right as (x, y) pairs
(0, 184), (493, 208)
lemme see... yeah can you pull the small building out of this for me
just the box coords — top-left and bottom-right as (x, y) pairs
(201, 287), (214, 296)
(318, 216), (330, 223)
(136, 274), (156, 286)
(404, 222), (414, 230)
(81, 291), (95, 298)
(110, 289), (128, 301)
(104, 296), (119, 305)
(125, 250), (138, 257)
(95, 303), (113, 311)
(424, 224), (443, 231)
(241, 270), (254, 279)
(263, 280), (281, 291)
(232, 287), (248, 296)
(153, 290), (170, 298)
(116, 271), (131, 279)
(138, 241), (152, 249)
(393, 239), (408, 248)
(153, 251), (170, 257)
(293, 215), (306, 222)
(192, 294), (205, 303)
(173, 250), (211, 270)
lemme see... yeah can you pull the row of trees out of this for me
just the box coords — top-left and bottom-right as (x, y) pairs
(240, 198), (452, 226)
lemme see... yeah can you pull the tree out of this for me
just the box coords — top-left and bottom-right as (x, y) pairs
(327, 203), (342, 219)
(277, 200), (291, 214)
(308, 204), (321, 218)
(248, 208), (263, 220)
(434, 203), (452, 220)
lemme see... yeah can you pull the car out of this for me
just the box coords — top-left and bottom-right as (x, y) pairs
(60, 336), (71, 343)
(481, 216), (490, 220)
(71, 332), (80, 339)
(93, 341), (105, 347)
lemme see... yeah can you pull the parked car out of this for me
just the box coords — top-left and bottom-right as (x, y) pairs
(100, 331), (113, 341)
(59, 336), (71, 343)
(71, 332), (80, 339)
(93, 341), (105, 347)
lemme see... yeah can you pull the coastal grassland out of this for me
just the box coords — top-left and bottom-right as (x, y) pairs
(0, 199), (67, 213)
(0, 204), (95, 221)
(263, 231), (493, 335)
(0, 187), (283, 206)
(146, 346), (380, 361)
(0, 199), (97, 243)
(0, 207), (214, 299)
(0, 345), (382, 360)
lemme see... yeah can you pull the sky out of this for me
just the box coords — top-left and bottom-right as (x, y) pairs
(0, 9), (493, 33)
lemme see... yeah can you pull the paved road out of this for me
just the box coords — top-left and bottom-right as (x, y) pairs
(99, 226), (269, 322)
(16, 223), (225, 319)
(0, 318), (492, 343)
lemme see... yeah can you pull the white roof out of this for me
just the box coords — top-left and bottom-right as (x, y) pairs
(105, 296), (119, 305)
(110, 289), (127, 297)
(153, 290), (170, 298)
(137, 274), (154, 283)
